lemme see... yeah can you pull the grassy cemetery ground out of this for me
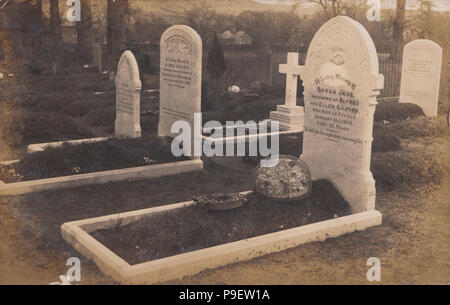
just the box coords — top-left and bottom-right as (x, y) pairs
(0, 136), (187, 183)
(0, 72), (449, 284)
(91, 180), (351, 265)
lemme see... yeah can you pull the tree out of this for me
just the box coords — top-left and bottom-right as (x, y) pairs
(77, 0), (93, 61)
(49, 0), (62, 51)
(392, 0), (406, 59)
(206, 33), (226, 82)
(309, 0), (346, 17)
(107, 0), (130, 66)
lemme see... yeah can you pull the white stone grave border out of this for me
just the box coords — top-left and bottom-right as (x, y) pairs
(27, 137), (112, 153)
(0, 159), (203, 196)
(201, 120), (303, 146)
(61, 191), (382, 284)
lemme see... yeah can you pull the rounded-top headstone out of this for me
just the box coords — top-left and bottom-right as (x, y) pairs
(299, 16), (384, 212)
(114, 50), (142, 138)
(158, 25), (202, 139)
(255, 155), (312, 201)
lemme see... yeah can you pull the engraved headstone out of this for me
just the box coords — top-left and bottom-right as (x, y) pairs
(269, 52), (304, 131)
(114, 50), (142, 138)
(297, 16), (384, 212)
(158, 25), (202, 154)
(399, 39), (442, 117)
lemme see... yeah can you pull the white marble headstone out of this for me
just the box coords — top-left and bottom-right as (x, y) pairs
(297, 16), (384, 212)
(158, 25), (202, 151)
(115, 50), (142, 138)
(399, 39), (442, 117)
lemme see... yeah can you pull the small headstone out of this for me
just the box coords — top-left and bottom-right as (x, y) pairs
(158, 25), (202, 155)
(297, 16), (384, 212)
(114, 50), (142, 138)
(269, 52), (304, 131)
(255, 155), (311, 201)
(0, 73), (4, 79)
(399, 39), (442, 117)
(92, 42), (103, 72)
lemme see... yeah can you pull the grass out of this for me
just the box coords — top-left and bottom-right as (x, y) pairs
(0, 135), (188, 183)
(91, 180), (351, 265)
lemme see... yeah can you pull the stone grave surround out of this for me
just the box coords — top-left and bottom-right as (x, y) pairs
(399, 39), (443, 117)
(269, 52), (305, 131)
(297, 16), (384, 213)
(158, 25), (202, 156)
(115, 50), (142, 138)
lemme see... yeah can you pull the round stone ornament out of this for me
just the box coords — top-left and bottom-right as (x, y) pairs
(255, 155), (312, 201)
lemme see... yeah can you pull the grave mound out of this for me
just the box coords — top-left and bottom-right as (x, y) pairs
(91, 180), (351, 265)
(0, 136), (188, 183)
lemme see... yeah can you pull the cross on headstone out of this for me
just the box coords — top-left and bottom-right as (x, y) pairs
(279, 52), (302, 107)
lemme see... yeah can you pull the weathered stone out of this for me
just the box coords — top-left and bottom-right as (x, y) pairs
(297, 16), (384, 212)
(158, 25), (202, 156)
(114, 50), (142, 138)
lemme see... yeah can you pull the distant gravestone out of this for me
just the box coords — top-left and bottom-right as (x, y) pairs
(92, 42), (103, 72)
(114, 50), (142, 138)
(158, 25), (202, 154)
(297, 16), (384, 212)
(399, 39), (442, 117)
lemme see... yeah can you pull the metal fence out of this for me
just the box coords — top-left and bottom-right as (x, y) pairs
(262, 46), (401, 98)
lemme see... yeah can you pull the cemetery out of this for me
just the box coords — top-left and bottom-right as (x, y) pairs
(0, 0), (449, 285)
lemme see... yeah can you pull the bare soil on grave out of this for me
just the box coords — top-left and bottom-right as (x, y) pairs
(91, 180), (351, 265)
(0, 135), (188, 183)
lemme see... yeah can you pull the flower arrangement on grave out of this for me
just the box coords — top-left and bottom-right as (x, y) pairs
(255, 155), (312, 201)
(193, 192), (248, 211)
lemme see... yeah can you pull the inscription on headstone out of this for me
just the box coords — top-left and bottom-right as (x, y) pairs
(115, 50), (142, 138)
(297, 16), (384, 212)
(158, 25), (202, 155)
(399, 39), (442, 117)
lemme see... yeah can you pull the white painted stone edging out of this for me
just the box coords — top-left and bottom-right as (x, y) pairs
(61, 193), (382, 284)
(202, 129), (303, 146)
(27, 137), (112, 154)
(0, 159), (203, 196)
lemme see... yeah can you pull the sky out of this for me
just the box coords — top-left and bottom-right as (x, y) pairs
(252, 0), (450, 11)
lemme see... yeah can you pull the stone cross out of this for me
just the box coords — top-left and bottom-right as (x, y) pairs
(279, 52), (302, 107)
(269, 52), (305, 131)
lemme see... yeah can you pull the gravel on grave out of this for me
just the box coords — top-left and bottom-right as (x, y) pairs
(0, 136), (189, 183)
(91, 180), (351, 265)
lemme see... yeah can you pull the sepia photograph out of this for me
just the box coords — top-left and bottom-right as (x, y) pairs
(0, 0), (448, 291)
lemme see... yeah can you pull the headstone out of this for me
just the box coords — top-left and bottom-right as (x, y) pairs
(399, 39), (442, 117)
(114, 50), (142, 138)
(92, 42), (103, 73)
(297, 16), (384, 212)
(269, 52), (304, 131)
(158, 25), (202, 154)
